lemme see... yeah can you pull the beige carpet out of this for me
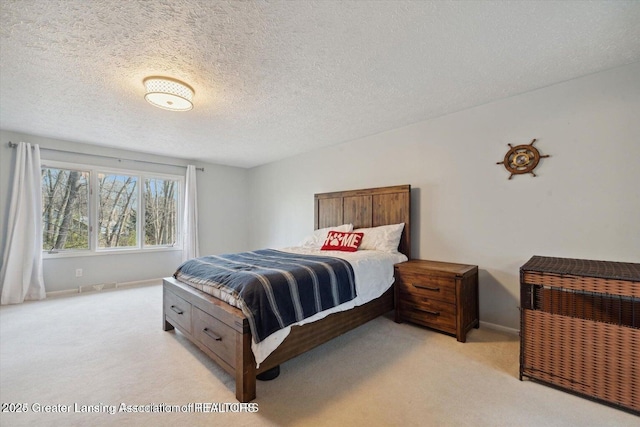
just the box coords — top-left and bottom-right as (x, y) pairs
(0, 283), (637, 427)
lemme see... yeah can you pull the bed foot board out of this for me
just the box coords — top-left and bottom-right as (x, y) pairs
(236, 327), (257, 402)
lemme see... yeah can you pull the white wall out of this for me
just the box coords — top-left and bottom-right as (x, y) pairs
(0, 130), (250, 293)
(248, 62), (640, 330)
(2, 63), (638, 328)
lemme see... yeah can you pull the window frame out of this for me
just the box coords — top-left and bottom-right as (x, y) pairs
(42, 160), (184, 258)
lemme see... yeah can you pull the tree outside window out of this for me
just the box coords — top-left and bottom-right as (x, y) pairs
(98, 173), (138, 248)
(41, 163), (181, 254)
(41, 167), (90, 251)
(144, 178), (178, 246)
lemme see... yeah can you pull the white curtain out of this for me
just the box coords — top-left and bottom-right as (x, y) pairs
(182, 165), (199, 262)
(0, 142), (46, 304)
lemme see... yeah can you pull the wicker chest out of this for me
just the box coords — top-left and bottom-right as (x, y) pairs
(519, 256), (640, 414)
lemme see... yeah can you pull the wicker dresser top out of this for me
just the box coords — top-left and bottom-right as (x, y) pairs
(521, 256), (640, 282)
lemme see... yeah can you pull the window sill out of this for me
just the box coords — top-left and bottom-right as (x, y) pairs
(43, 246), (183, 259)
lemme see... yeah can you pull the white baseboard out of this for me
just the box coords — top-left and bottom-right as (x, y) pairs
(46, 278), (162, 298)
(115, 278), (162, 289)
(480, 320), (519, 335)
(46, 289), (79, 298)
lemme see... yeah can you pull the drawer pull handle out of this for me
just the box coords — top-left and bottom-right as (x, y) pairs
(416, 308), (440, 316)
(170, 305), (184, 315)
(203, 328), (222, 341)
(413, 284), (440, 292)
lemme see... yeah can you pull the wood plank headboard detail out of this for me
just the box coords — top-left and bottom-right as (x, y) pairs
(314, 184), (411, 259)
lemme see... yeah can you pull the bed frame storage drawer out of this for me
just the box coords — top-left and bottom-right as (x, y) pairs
(193, 307), (237, 367)
(520, 256), (640, 414)
(164, 290), (192, 334)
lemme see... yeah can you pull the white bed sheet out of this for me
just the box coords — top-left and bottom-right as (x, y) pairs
(251, 247), (408, 366)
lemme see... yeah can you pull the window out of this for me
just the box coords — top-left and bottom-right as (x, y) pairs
(42, 167), (90, 251)
(41, 161), (182, 255)
(144, 177), (179, 246)
(98, 172), (138, 248)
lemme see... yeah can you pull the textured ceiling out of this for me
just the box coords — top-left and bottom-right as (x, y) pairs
(1, 1), (639, 168)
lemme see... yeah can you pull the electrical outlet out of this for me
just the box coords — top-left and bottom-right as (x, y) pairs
(75, 268), (83, 277)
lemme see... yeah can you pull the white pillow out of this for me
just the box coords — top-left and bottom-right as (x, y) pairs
(353, 223), (405, 253)
(299, 224), (353, 248)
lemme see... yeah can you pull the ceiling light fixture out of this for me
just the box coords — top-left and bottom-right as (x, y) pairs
(143, 76), (194, 111)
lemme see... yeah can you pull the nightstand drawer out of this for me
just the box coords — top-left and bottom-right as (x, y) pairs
(395, 272), (456, 303)
(193, 307), (236, 367)
(397, 298), (456, 333)
(164, 290), (192, 333)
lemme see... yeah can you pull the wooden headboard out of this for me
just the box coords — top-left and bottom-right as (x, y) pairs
(314, 185), (411, 259)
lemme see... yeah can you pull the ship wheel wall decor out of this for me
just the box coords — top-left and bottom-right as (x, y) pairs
(496, 138), (550, 180)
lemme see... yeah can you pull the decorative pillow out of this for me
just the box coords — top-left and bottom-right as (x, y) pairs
(299, 224), (353, 248)
(353, 223), (405, 253)
(321, 231), (364, 252)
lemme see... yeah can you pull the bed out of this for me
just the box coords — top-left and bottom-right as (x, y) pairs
(162, 184), (411, 402)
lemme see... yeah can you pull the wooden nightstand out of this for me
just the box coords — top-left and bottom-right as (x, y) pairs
(394, 259), (479, 342)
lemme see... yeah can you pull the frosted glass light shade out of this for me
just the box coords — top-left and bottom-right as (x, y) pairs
(143, 77), (194, 111)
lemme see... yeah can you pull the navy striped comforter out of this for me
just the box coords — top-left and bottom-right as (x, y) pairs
(174, 249), (357, 343)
